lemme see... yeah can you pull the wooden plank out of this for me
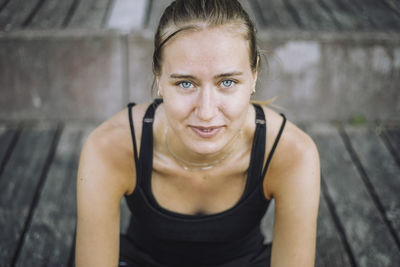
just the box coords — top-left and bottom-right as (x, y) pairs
(350, 0), (400, 31)
(0, 122), (57, 267)
(384, 125), (400, 165)
(342, 0), (378, 29)
(253, 0), (299, 30)
(120, 197), (131, 233)
(260, 200), (275, 244)
(107, 0), (147, 31)
(318, 0), (369, 30)
(344, 125), (400, 245)
(336, 0), (377, 29)
(27, 0), (76, 29)
(385, 127), (400, 152)
(0, 0), (10, 11)
(146, 0), (173, 31)
(308, 123), (400, 267)
(383, 0), (400, 15)
(0, 124), (18, 173)
(314, 192), (353, 267)
(15, 123), (93, 267)
(0, 0), (42, 30)
(67, 0), (112, 29)
(302, 124), (353, 267)
(285, 0), (339, 30)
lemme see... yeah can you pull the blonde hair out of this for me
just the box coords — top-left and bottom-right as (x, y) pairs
(152, 0), (276, 105)
(152, 0), (259, 76)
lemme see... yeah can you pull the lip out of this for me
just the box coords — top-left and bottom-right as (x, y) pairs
(189, 125), (224, 138)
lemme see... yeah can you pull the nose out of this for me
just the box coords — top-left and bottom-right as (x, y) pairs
(195, 86), (218, 121)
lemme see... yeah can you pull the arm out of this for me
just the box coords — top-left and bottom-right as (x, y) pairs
(75, 126), (133, 267)
(266, 129), (320, 267)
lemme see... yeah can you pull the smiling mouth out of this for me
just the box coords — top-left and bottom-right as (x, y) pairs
(190, 126), (223, 138)
(198, 128), (214, 132)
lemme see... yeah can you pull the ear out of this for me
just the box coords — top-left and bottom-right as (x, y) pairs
(156, 76), (163, 96)
(251, 71), (258, 94)
(251, 55), (259, 90)
(252, 70), (258, 89)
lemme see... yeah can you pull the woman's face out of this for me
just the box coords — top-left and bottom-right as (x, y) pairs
(157, 25), (257, 156)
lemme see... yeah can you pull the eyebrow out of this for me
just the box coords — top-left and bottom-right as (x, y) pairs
(169, 72), (243, 79)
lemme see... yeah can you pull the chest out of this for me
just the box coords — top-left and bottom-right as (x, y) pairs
(151, 164), (249, 215)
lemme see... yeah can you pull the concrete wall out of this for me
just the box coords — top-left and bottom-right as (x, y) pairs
(255, 32), (400, 122)
(0, 30), (123, 122)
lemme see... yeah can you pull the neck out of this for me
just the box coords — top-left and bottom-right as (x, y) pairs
(165, 126), (242, 170)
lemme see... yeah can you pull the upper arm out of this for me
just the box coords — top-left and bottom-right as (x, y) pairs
(268, 129), (320, 267)
(75, 126), (132, 267)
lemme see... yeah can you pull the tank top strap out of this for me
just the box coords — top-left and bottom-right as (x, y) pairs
(245, 104), (267, 193)
(137, 99), (163, 187)
(261, 113), (287, 178)
(127, 103), (138, 167)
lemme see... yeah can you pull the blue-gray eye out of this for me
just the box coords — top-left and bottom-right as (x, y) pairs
(180, 81), (193, 89)
(221, 80), (234, 87)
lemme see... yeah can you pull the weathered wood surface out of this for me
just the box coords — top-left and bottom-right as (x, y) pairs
(0, 124), (18, 174)
(384, 125), (400, 165)
(260, 200), (275, 244)
(28, 0), (76, 29)
(120, 198), (131, 233)
(250, 0), (299, 30)
(0, 122), (58, 267)
(329, 0), (376, 30)
(314, 192), (353, 267)
(344, 125), (400, 247)
(148, 0), (400, 31)
(384, 0), (400, 14)
(14, 124), (93, 267)
(67, 0), (112, 29)
(351, 0), (400, 30)
(308, 123), (400, 267)
(1, 0), (400, 31)
(0, 0), (42, 31)
(285, 0), (338, 30)
(0, 121), (399, 266)
(0, 0), (10, 11)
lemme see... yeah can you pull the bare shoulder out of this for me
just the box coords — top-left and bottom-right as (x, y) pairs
(261, 106), (320, 200)
(76, 105), (152, 267)
(78, 103), (151, 196)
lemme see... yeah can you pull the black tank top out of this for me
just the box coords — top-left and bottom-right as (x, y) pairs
(124, 99), (286, 266)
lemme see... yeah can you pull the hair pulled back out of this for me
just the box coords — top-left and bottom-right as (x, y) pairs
(152, 0), (259, 77)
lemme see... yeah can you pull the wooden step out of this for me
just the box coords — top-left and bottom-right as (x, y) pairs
(1, 121), (400, 266)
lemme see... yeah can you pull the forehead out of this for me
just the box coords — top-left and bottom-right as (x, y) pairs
(161, 26), (251, 75)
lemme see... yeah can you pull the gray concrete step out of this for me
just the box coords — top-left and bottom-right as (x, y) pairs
(0, 0), (399, 122)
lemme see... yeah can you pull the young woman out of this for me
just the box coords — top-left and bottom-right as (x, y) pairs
(75, 1), (320, 266)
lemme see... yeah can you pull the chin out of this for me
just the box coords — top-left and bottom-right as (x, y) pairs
(185, 138), (228, 156)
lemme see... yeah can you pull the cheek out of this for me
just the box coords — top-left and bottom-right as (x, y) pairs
(163, 94), (194, 123)
(220, 95), (250, 121)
